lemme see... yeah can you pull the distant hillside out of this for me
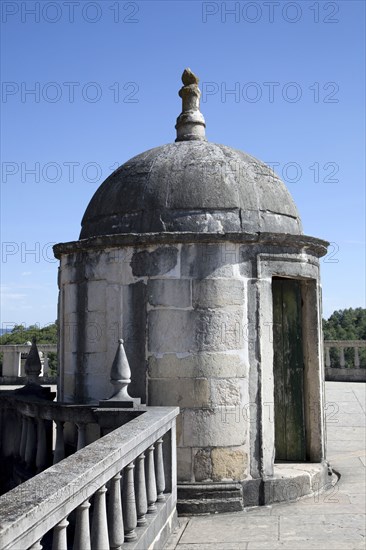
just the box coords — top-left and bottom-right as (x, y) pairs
(323, 308), (366, 340)
(0, 323), (57, 345)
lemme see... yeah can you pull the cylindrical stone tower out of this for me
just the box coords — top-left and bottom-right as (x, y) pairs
(54, 69), (329, 513)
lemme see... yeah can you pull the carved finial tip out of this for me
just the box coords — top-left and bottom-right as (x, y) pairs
(118, 338), (124, 344)
(182, 68), (199, 86)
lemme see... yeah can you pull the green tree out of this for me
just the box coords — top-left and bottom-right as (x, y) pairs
(323, 308), (366, 367)
(0, 323), (58, 374)
(0, 322), (58, 345)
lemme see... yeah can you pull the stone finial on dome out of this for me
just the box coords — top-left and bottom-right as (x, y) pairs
(175, 68), (206, 142)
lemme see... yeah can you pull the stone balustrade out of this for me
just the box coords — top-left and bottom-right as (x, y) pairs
(0, 388), (146, 491)
(324, 340), (366, 382)
(0, 344), (57, 381)
(0, 406), (178, 550)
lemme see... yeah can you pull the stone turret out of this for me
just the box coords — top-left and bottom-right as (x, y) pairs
(54, 69), (329, 513)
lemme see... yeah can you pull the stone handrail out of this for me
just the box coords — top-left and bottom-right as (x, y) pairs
(324, 340), (365, 382)
(324, 340), (366, 368)
(0, 344), (57, 378)
(0, 390), (146, 483)
(0, 406), (179, 550)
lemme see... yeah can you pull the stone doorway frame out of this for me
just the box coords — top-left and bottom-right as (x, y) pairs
(256, 254), (326, 478)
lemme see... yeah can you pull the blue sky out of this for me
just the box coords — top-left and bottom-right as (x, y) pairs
(1, 0), (365, 328)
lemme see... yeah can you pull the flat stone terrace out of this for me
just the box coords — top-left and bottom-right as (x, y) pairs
(167, 382), (366, 550)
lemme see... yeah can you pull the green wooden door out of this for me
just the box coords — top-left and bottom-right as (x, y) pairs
(272, 278), (306, 461)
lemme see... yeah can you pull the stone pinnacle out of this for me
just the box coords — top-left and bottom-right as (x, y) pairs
(175, 68), (206, 142)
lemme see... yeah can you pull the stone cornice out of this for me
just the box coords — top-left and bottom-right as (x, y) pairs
(53, 232), (329, 259)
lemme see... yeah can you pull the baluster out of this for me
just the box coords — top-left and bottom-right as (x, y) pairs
(54, 421), (65, 464)
(25, 417), (37, 469)
(0, 409), (6, 457)
(354, 346), (360, 368)
(43, 353), (49, 376)
(29, 540), (43, 549)
(135, 453), (147, 526)
(19, 415), (27, 461)
(122, 462), (137, 541)
(325, 346), (331, 368)
(155, 438), (166, 502)
(107, 472), (124, 549)
(76, 423), (87, 451)
(36, 418), (48, 472)
(91, 486), (109, 550)
(339, 347), (346, 368)
(52, 517), (69, 550)
(74, 500), (91, 550)
(145, 445), (157, 512)
(12, 412), (21, 459)
(0, 408), (2, 455)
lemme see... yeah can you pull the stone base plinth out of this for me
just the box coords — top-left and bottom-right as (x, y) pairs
(177, 462), (330, 514)
(177, 482), (244, 515)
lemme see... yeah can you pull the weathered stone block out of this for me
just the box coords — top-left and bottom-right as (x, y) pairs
(177, 483), (244, 514)
(83, 352), (105, 375)
(211, 378), (244, 406)
(121, 281), (147, 402)
(148, 352), (247, 379)
(104, 248), (135, 284)
(195, 309), (244, 351)
(193, 279), (244, 309)
(131, 246), (178, 277)
(59, 264), (75, 286)
(242, 478), (263, 507)
(148, 309), (244, 354)
(148, 310), (195, 353)
(176, 413), (183, 447)
(177, 447), (193, 482)
(181, 244), (235, 279)
(84, 251), (107, 281)
(62, 372), (75, 402)
(84, 373), (111, 403)
(193, 448), (212, 481)
(147, 279), (191, 308)
(87, 280), (106, 311)
(63, 283), (78, 316)
(211, 446), (248, 481)
(83, 312), (107, 353)
(182, 408), (246, 447)
(148, 378), (210, 408)
(263, 473), (311, 504)
(63, 313), (79, 353)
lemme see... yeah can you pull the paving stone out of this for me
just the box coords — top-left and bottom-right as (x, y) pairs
(178, 545), (248, 550)
(177, 544), (248, 550)
(279, 513), (365, 540)
(327, 400), (365, 414)
(246, 541), (365, 549)
(180, 515), (279, 543)
(326, 426), (366, 440)
(326, 412), (366, 427)
(169, 382), (366, 550)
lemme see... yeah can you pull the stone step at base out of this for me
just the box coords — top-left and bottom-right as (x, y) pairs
(177, 483), (244, 515)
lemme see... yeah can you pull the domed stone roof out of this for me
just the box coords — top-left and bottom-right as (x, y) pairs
(80, 69), (302, 240)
